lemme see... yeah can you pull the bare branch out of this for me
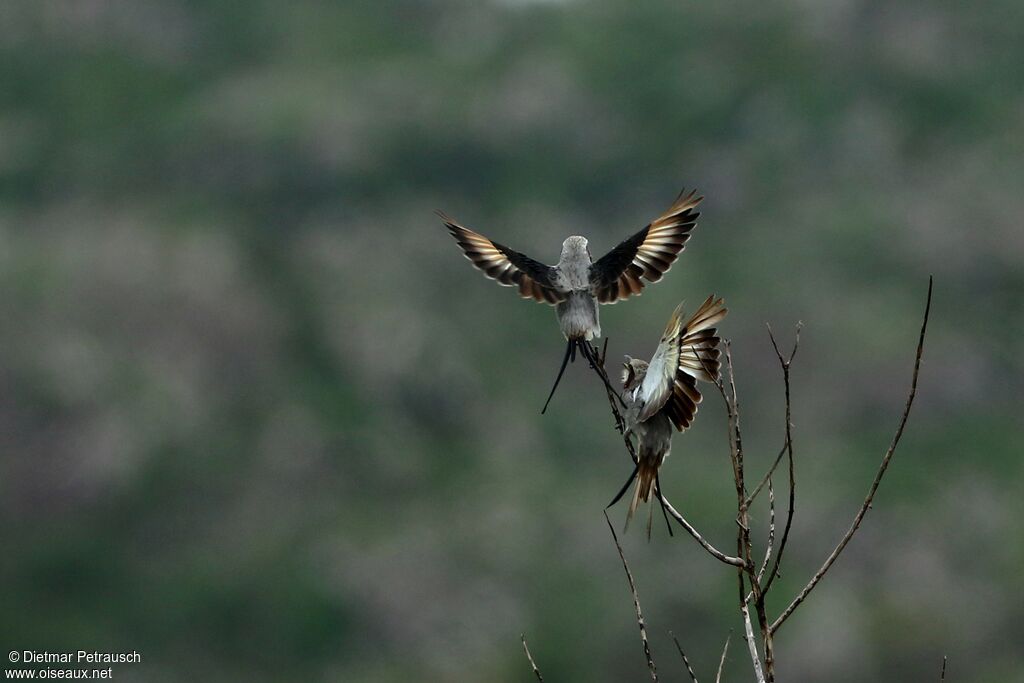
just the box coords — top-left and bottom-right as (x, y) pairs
(940, 655), (947, 681)
(670, 631), (699, 683)
(715, 340), (773, 679)
(715, 632), (732, 683)
(700, 341), (741, 484)
(521, 634), (544, 682)
(724, 342), (748, 500)
(757, 479), (776, 585)
(741, 601), (767, 683)
(605, 511), (659, 682)
(745, 439), (788, 506)
(762, 323), (800, 595)
(660, 497), (745, 567)
(771, 276), (932, 633)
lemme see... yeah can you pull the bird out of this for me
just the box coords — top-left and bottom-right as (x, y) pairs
(608, 295), (727, 537)
(439, 188), (703, 413)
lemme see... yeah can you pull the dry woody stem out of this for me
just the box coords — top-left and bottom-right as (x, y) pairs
(520, 634), (544, 682)
(670, 631), (700, 683)
(715, 632), (732, 683)
(770, 277), (931, 635)
(605, 511), (659, 682)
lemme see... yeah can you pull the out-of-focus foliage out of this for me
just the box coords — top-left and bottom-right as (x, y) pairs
(0, 1), (1021, 681)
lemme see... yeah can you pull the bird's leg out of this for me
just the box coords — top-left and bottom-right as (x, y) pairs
(654, 476), (674, 538)
(581, 341), (627, 409)
(541, 339), (575, 414)
(606, 464), (639, 509)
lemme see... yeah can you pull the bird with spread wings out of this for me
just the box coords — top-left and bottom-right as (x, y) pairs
(440, 189), (702, 413)
(608, 296), (727, 537)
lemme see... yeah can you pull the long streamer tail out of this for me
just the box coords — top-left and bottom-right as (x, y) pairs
(541, 339), (576, 414)
(606, 464), (639, 509)
(625, 455), (660, 534)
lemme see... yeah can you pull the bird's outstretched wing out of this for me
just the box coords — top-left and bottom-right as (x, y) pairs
(635, 295), (727, 431)
(439, 211), (568, 305)
(634, 302), (686, 422)
(589, 189), (702, 304)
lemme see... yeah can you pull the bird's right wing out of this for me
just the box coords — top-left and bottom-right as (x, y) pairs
(439, 211), (568, 305)
(589, 189), (702, 304)
(676, 295), (727, 384)
(636, 296), (727, 431)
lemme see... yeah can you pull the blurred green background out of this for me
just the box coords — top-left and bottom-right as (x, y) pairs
(1, 1), (1021, 681)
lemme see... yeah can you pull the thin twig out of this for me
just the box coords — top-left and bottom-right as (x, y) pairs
(715, 631), (732, 683)
(757, 479), (776, 584)
(719, 342), (772, 681)
(605, 511), (659, 682)
(940, 655), (947, 681)
(670, 631), (699, 683)
(771, 276), (932, 633)
(762, 323), (800, 596)
(741, 601), (767, 683)
(702, 341), (741, 484)
(521, 634), (544, 682)
(745, 439), (788, 506)
(660, 497), (745, 567)
(724, 342), (748, 500)
(761, 321), (798, 598)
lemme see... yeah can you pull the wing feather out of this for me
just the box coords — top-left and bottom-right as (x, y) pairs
(636, 296), (728, 431)
(635, 302), (687, 422)
(677, 295), (727, 384)
(589, 189), (702, 304)
(439, 211), (567, 305)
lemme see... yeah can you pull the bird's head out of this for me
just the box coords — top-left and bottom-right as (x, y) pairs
(560, 235), (591, 263)
(621, 355), (648, 390)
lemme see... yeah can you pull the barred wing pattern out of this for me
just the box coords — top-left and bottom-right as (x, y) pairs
(636, 295), (727, 431)
(589, 189), (702, 304)
(439, 212), (567, 305)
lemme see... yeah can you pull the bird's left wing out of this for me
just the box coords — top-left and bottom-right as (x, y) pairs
(439, 211), (568, 305)
(589, 189), (702, 304)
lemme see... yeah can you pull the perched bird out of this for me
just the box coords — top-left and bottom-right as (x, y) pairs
(440, 189), (702, 412)
(609, 295), (727, 536)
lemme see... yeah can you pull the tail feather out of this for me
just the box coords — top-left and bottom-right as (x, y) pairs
(541, 339), (576, 414)
(625, 456), (660, 530)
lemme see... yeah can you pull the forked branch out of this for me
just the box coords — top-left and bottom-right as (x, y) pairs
(770, 276), (932, 633)
(762, 323), (800, 595)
